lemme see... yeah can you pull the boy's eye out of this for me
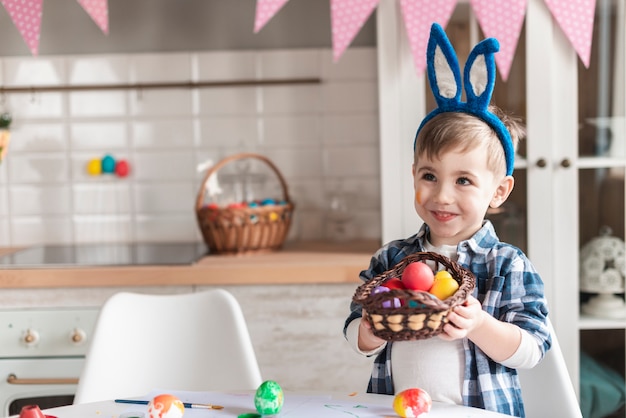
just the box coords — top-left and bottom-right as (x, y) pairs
(422, 173), (436, 181)
(457, 177), (471, 185)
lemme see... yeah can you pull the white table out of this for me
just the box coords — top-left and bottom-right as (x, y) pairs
(23, 390), (511, 418)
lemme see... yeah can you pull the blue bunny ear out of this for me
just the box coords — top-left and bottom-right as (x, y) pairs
(426, 23), (462, 110)
(414, 23), (516, 176)
(464, 38), (499, 111)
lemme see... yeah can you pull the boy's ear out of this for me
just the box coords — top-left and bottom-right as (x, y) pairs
(490, 176), (515, 208)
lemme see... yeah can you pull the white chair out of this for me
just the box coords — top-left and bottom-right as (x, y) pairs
(73, 289), (263, 404)
(518, 319), (582, 417)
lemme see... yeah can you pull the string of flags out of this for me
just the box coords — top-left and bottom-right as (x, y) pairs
(255, 0), (597, 81)
(0, 0), (596, 82)
(0, 0), (108, 56)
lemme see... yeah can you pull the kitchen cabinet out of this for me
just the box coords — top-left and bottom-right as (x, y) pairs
(377, 0), (626, 411)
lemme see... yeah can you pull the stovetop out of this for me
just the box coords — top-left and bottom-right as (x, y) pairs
(0, 242), (208, 268)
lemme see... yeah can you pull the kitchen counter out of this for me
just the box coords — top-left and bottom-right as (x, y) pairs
(0, 240), (378, 289)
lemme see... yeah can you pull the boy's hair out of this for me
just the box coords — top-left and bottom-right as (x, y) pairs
(414, 105), (526, 176)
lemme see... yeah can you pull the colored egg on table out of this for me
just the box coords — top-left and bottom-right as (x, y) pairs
(147, 394), (185, 418)
(254, 380), (284, 415)
(393, 388), (432, 418)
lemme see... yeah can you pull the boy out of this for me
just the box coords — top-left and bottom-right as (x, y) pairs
(343, 24), (550, 417)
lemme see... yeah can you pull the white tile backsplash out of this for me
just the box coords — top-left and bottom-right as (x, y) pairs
(67, 55), (130, 85)
(69, 91), (127, 117)
(8, 153), (70, 183)
(132, 119), (195, 148)
(73, 183), (132, 214)
(3, 57), (65, 86)
(8, 92), (65, 118)
(10, 185), (71, 215)
(10, 123), (67, 152)
(11, 216), (74, 245)
(0, 47), (380, 245)
(73, 215), (133, 242)
(70, 122), (128, 150)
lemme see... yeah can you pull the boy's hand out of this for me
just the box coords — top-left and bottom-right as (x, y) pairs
(358, 309), (386, 351)
(439, 295), (485, 341)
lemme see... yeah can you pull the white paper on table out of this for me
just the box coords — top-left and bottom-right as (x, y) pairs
(119, 389), (399, 418)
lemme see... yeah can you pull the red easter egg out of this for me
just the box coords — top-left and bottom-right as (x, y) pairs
(402, 261), (435, 291)
(115, 160), (130, 177)
(384, 277), (405, 290)
(393, 388), (432, 417)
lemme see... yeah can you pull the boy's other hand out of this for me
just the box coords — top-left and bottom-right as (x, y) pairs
(358, 309), (386, 351)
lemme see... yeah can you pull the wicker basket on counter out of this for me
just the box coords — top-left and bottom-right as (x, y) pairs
(352, 252), (475, 340)
(195, 153), (294, 255)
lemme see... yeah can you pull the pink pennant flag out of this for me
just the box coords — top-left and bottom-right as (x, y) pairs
(331, 0), (380, 62)
(77, 0), (109, 35)
(470, 0), (527, 81)
(544, 0), (596, 67)
(400, 0), (457, 76)
(254, 0), (290, 33)
(1, 0), (43, 56)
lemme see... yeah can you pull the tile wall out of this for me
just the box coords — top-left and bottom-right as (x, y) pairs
(0, 47), (381, 246)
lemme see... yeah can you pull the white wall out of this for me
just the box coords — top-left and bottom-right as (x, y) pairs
(0, 47), (381, 246)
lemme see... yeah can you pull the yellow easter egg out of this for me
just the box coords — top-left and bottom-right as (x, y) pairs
(87, 158), (102, 176)
(429, 270), (459, 300)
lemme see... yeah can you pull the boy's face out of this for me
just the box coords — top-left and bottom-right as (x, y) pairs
(412, 144), (514, 247)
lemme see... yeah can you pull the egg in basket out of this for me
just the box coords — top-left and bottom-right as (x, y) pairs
(352, 252), (476, 341)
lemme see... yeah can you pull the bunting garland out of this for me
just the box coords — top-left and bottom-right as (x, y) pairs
(1, 0), (43, 56)
(0, 0), (599, 75)
(544, 0), (596, 68)
(399, 0), (457, 77)
(254, 0), (289, 33)
(77, 0), (109, 35)
(470, 0), (527, 81)
(330, 0), (379, 62)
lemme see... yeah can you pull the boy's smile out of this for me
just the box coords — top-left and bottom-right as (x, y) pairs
(412, 145), (513, 247)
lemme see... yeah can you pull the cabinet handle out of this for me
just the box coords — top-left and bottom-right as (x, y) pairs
(6, 373), (78, 385)
(536, 158), (547, 168)
(560, 158), (572, 168)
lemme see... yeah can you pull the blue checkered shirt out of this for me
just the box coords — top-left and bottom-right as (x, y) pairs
(344, 221), (551, 417)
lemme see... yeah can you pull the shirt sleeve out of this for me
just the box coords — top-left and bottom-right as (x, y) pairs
(500, 328), (542, 369)
(345, 317), (387, 356)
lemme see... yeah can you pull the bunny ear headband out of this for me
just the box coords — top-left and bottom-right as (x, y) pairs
(414, 23), (515, 176)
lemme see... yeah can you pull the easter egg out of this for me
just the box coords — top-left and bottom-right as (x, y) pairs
(115, 159), (130, 177)
(429, 270), (459, 300)
(393, 388), (432, 418)
(101, 154), (116, 173)
(402, 261), (435, 291)
(147, 394), (185, 418)
(384, 277), (405, 290)
(87, 158), (101, 176)
(254, 380), (284, 415)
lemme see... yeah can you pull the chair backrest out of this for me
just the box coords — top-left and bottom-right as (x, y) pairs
(73, 289), (263, 404)
(518, 319), (582, 418)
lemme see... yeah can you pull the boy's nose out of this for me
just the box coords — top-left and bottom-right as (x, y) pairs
(433, 183), (454, 204)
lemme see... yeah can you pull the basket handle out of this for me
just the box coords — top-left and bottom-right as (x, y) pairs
(195, 152), (291, 211)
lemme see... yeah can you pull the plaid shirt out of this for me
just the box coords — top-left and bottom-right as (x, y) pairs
(344, 221), (551, 417)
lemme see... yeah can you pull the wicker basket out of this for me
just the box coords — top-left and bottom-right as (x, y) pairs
(352, 252), (476, 341)
(195, 153), (295, 255)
